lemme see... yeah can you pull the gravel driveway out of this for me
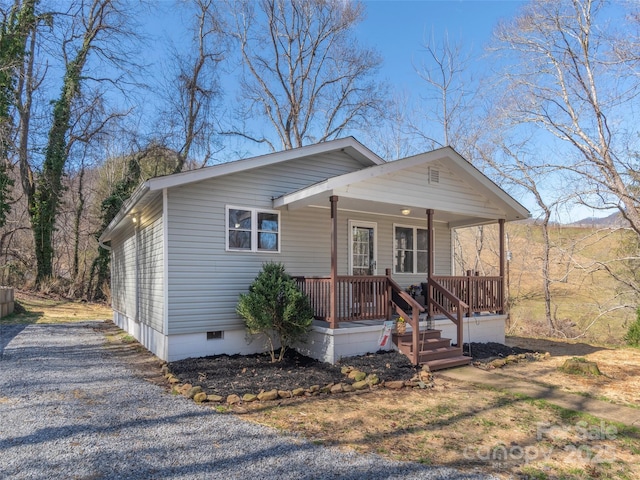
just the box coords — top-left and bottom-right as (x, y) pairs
(0, 321), (494, 479)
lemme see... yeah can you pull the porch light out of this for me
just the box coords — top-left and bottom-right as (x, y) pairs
(401, 209), (411, 216)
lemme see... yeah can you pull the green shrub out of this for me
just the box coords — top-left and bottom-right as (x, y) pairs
(625, 308), (640, 347)
(236, 262), (314, 362)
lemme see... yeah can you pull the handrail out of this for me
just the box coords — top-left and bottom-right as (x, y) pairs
(427, 277), (467, 349)
(387, 273), (423, 365)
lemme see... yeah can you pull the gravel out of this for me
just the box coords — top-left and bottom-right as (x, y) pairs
(0, 321), (496, 480)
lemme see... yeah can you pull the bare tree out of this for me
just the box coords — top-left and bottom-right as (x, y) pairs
(156, 0), (226, 171)
(10, 0), (138, 286)
(412, 31), (477, 153)
(493, 0), (640, 238)
(226, 0), (388, 151)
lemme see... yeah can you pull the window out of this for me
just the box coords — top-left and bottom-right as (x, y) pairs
(227, 207), (280, 252)
(394, 225), (428, 273)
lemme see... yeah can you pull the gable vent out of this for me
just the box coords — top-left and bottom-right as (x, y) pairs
(429, 167), (440, 184)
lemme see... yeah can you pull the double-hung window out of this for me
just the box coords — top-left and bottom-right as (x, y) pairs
(226, 206), (280, 252)
(394, 225), (428, 273)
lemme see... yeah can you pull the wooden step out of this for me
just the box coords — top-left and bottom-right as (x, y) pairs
(418, 346), (464, 363)
(393, 329), (443, 343)
(399, 337), (451, 351)
(423, 355), (471, 371)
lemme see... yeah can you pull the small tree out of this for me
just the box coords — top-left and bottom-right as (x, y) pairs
(625, 308), (640, 348)
(237, 262), (313, 362)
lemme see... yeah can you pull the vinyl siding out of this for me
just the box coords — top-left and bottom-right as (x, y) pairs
(137, 198), (164, 333)
(165, 151), (367, 335)
(335, 161), (504, 219)
(166, 204), (453, 335)
(109, 198), (164, 333)
(111, 223), (136, 319)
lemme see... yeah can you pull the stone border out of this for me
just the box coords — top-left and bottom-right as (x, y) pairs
(162, 364), (436, 406)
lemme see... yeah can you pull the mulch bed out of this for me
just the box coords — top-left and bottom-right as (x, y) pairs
(168, 342), (538, 397)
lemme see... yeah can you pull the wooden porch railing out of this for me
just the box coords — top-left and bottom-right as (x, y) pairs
(387, 273), (424, 365)
(294, 275), (390, 323)
(427, 277), (468, 350)
(432, 273), (503, 316)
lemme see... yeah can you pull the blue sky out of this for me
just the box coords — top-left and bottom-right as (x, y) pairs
(358, 1), (525, 92)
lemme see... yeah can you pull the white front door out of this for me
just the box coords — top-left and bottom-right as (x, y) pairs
(349, 221), (377, 276)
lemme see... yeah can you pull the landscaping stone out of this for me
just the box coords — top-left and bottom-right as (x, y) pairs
(366, 373), (379, 385)
(187, 386), (203, 399)
(352, 380), (368, 390)
(207, 394), (223, 403)
(330, 383), (343, 394)
(320, 384), (333, 394)
(193, 392), (207, 403)
(278, 390), (292, 399)
(353, 371), (367, 382)
(257, 389), (278, 401)
(385, 380), (405, 389)
(341, 366), (352, 375)
(227, 394), (241, 405)
(343, 384), (355, 392)
(292, 388), (305, 397)
(243, 393), (258, 402)
(180, 383), (193, 396)
(308, 385), (320, 393)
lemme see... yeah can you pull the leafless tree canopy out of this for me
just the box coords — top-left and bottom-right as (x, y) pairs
(493, 0), (640, 237)
(227, 0), (388, 150)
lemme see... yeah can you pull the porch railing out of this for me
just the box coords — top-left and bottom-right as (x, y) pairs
(432, 273), (503, 316)
(427, 277), (468, 349)
(295, 272), (504, 325)
(294, 275), (389, 323)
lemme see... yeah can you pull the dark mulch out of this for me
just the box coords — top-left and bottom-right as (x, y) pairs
(168, 342), (539, 397)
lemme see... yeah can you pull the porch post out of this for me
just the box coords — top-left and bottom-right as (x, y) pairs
(498, 218), (506, 315)
(330, 195), (339, 329)
(426, 209), (434, 321)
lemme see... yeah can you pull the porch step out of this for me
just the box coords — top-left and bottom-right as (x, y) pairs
(393, 329), (443, 342)
(399, 336), (452, 351)
(423, 355), (471, 371)
(418, 346), (465, 363)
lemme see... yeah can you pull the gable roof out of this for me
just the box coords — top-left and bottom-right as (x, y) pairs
(99, 137), (384, 243)
(274, 146), (530, 226)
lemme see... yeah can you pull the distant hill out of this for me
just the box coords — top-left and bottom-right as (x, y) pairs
(567, 211), (628, 228)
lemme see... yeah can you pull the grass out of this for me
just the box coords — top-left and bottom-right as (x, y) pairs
(0, 291), (112, 325)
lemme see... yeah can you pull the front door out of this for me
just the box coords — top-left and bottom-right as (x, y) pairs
(349, 221), (377, 276)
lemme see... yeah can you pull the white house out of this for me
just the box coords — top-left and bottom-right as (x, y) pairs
(99, 137), (529, 369)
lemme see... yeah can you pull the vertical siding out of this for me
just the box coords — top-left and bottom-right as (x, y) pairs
(137, 198), (164, 333)
(166, 152), (366, 335)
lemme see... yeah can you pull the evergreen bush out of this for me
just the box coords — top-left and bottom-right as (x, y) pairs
(625, 308), (640, 347)
(236, 262), (314, 362)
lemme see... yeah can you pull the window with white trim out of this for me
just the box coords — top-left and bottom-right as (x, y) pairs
(394, 225), (428, 273)
(226, 206), (280, 252)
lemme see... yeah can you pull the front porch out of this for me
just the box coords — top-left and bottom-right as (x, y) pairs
(272, 147), (528, 368)
(295, 269), (507, 369)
